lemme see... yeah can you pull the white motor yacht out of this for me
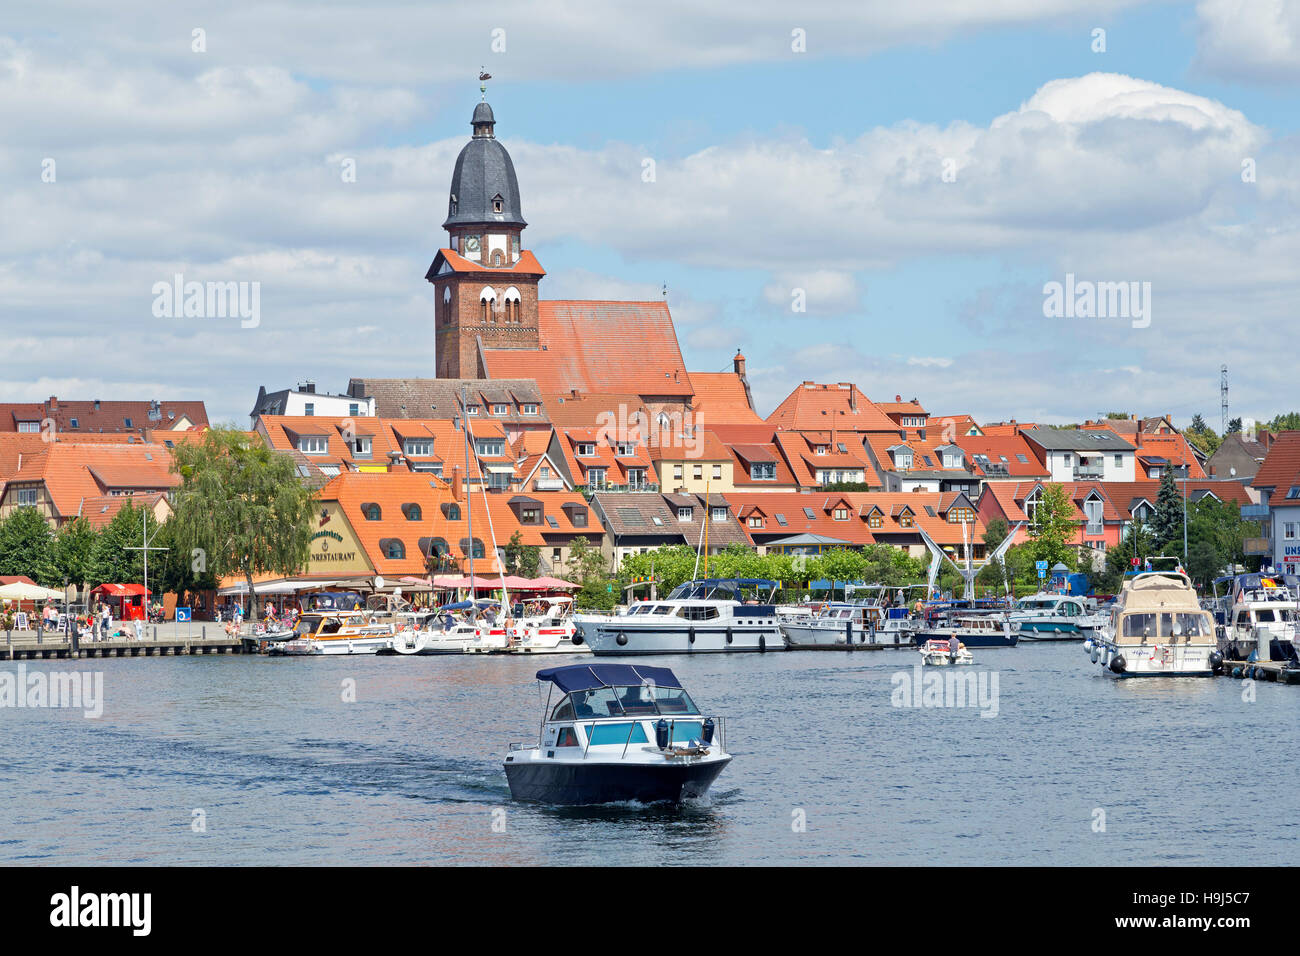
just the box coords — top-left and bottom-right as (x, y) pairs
(588, 578), (786, 655)
(1085, 571), (1218, 677)
(273, 611), (395, 656)
(1008, 592), (1107, 641)
(780, 601), (914, 649)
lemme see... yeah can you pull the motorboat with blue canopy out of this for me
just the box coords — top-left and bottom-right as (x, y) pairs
(503, 664), (731, 804)
(536, 663), (682, 693)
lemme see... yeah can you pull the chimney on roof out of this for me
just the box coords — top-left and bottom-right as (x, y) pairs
(848, 388), (857, 412)
(450, 466), (463, 501)
(301, 381), (316, 394)
(733, 349), (746, 377)
(48, 396), (58, 411)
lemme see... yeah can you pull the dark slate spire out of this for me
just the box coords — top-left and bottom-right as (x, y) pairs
(444, 100), (525, 230)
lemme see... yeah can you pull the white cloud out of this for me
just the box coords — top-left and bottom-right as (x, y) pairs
(1195, 0), (1300, 83)
(1, 26), (1295, 425)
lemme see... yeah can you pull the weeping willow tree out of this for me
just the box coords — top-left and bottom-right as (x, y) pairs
(168, 427), (317, 619)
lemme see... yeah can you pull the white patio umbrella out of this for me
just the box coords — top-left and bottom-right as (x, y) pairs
(0, 581), (66, 601)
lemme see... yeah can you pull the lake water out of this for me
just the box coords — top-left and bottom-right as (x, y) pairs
(2, 644), (1295, 865)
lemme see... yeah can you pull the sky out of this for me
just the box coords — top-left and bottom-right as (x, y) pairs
(2, 0), (1299, 429)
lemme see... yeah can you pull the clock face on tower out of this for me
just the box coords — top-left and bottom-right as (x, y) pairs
(464, 236), (480, 253)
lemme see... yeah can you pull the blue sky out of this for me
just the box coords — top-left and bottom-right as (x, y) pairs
(2, 0), (1299, 427)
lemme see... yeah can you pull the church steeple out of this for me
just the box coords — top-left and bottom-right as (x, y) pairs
(428, 93), (543, 380)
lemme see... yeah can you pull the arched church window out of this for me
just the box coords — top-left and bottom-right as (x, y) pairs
(492, 251), (503, 267)
(503, 287), (521, 325)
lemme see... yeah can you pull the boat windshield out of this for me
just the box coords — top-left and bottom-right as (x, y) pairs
(666, 579), (775, 602)
(550, 685), (700, 721)
(294, 615), (323, 636)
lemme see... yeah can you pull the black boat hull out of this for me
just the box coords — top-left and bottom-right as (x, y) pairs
(504, 756), (731, 805)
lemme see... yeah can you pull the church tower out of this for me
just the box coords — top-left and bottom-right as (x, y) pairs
(426, 97), (544, 379)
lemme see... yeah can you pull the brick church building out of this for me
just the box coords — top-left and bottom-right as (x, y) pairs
(424, 97), (756, 426)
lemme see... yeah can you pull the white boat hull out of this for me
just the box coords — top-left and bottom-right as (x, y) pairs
(1090, 638), (1216, 677)
(781, 621), (913, 648)
(590, 622), (785, 655)
(278, 635), (393, 656)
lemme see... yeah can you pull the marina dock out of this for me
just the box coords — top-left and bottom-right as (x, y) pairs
(1219, 658), (1300, 685)
(3, 627), (247, 660)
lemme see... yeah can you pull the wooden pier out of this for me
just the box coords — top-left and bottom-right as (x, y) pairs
(1219, 659), (1300, 685)
(2, 628), (247, 660)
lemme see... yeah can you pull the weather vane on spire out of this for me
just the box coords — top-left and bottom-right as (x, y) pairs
(479, 67), (492, 100)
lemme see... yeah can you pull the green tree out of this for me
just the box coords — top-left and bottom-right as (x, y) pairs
(1098, 520), (1157, 592)
(1026, 484), (1076, 568)
(982, 517), (1009, 551)
(0, 507), (59, 586)
(1150, 470), (1184, 550)
(169, 427), (317, 620)
(53, 516), (97, 589)
(1267, 412), (1300, 432)
(503, 530), (541, 577)
(85, 500), (153, 586)
(565, 535), (609, 584)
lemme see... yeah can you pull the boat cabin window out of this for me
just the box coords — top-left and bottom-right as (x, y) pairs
(1060, 603), (1081, 616)
(1255, 609), (1276, 623)
(652, 605), (673, 615)
(583, 722), (649, 746)
(1163, 613), (1209, 638)
(294, 615), (321, 636)
(652, 687), (699, 715)
(555, 726), (580, 747)
(677, 605), (720, 621)
(551, 685), (699, 720)
(321, 618), (342, 634)
(1122, 613), (1157, 639)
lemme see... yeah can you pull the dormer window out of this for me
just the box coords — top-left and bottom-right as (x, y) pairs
(815, 445), (827, 455)
(678, 507), (693, 521)
(894, 452), (913, 470)
(833, 507), (849, 520)
(749, 515), (763, 528)
(868, 514), (882, 528)
(899, 512), (914, 528)
(576, 443), (596, 457)
(492, 194), (504, 214)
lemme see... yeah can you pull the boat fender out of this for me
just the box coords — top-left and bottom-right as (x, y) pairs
(1208, 650), (1224, 673)
(725, 627), (733, 645)
(702, 717), (716, 745)
(1083, 638), (1093, 653)
(1231, 665), (1242, 678)
(572, 630), (583, 645)
(759, 633), (766, 653)
(616, 632), (628, 647)
(688, 626), (696, 645)
(1109, 654), (1127, 674)
(369, 616), (378, 626)
(655, 719), (670, 750)
(1090, 644), (1099, 665)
